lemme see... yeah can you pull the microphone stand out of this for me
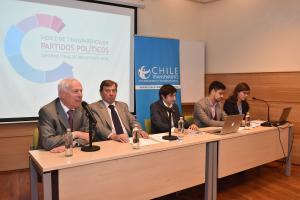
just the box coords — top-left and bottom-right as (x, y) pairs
(252, 97), (272, 127)
(81, 118), (100, 152)
(162, 108), (178, 141)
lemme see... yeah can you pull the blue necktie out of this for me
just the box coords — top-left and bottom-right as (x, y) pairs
(108, 105), (124, 134)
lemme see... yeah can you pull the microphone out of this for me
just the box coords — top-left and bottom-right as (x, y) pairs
(161, 104), (178, 141)
(81, 101), (100, 152)
(81, 101), (97, 124)
(252, 97), (272, 127)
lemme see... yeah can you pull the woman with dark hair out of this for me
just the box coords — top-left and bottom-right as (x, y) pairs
(223, 82), (250, 116)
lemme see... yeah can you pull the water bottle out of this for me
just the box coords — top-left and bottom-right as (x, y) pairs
(177, 117), (185, 140)
(64, 128), (73, 157)
(245, 112), (251, 128)
(132, 125), (140, 149)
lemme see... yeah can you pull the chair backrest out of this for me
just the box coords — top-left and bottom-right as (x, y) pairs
(31, 128), (39, 150)
(184, 115), (194, 124)
(144, 119), (152, 134)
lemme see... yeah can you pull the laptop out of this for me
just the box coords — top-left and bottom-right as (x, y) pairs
(207, 114), (244, 135)
(271, 107), (292, 126)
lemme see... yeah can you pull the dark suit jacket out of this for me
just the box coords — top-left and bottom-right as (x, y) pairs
(37, 98), (88, 150)
(90, 100), (140, 140)
(223, 96), (249, 117)
(150, 100), (182, 134)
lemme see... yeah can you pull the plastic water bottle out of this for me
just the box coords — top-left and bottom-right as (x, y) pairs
(64, 128), (73, 157)
(245, 112), (251, 128)
(177, 117), (185, 140)
(132, 125), (140, 149)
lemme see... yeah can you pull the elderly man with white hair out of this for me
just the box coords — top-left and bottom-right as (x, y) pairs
(38, 78), (90, 152)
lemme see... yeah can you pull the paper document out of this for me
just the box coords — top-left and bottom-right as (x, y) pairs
(250, 120), (264, 128)
(148, 133), (172, 143)
(185, 129), (205, 135)
(239, 120), (263, 130)
(129, 137), (160, 147)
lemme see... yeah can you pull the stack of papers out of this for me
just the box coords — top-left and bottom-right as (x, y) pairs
(129, 133), (169, 147)
(250, 120), (265, 128)
(129, 131), (206, 147)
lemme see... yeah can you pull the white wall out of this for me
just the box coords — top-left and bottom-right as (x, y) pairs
(138, 0), (205, 40)
(138, 0), (300, 74)
(201, 0), (300, 73)
(180, 40), (205, 103)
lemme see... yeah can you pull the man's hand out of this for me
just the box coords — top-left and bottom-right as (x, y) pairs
(73, 131), (90, 142)
(173, 128), (179, 133)
(188, 124), (199, 131)
(139, 130), (149, 139)
(110, 133), (129, 143)
(50, 145), (65, 153)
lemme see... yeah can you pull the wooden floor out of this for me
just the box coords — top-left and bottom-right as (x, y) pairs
(0, 162), (300, 200)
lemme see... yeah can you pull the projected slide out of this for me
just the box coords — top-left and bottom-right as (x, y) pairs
(0, 0), (134, 120)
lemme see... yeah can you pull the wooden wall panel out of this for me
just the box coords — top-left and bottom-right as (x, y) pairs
(205, 72), (300, 103)
(182, 103), (194, 116)
(0, 136), (32, 171)
(0, 123), (36, 171)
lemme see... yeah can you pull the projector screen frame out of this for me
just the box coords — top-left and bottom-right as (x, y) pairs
(0, 0), (138, 123)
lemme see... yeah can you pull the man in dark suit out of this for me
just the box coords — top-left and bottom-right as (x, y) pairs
(38, 78), (89, 152)
(150, 84), (198, 134)
(90, 80), (148, 143)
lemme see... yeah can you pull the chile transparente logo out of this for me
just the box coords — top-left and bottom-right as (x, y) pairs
(138, 65), (151, 80)
(4, 14), (73, 83)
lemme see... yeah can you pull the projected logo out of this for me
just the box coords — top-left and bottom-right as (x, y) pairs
(4, 14), (73, 83)
(138, 66), (151, 79)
